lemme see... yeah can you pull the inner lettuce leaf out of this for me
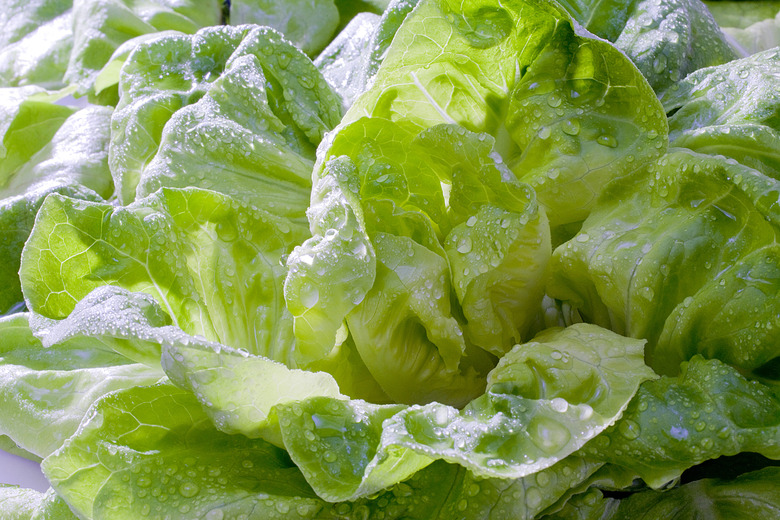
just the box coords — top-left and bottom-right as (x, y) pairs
(39, 380), (615, 520)
(0, 0), (73, 89)
(0, 313), (163, 459)
(163, 321), (653, 501)
(286, 118), (549, 405)
(20, 187), (308, 363)
(721, 11), (780, 56)
(111, 24), (342, 206)
(549, 149), (780, 378)
(661, 48), (780, 179)
(1, 89), (113, 313)
(343, 0), (668, 230)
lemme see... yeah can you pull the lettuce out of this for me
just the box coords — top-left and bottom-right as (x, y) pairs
(2, 0), (780, 518)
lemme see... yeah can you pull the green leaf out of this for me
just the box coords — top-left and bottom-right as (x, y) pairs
(585, 356), (780, 488)
(661, 48), (780, 178)
(20, 188), (307, 361)
(1, 93), (113, 313)
(112, 24), (342, 206)
(602, 467), (780, 519)
(559, 0), (738, 94)
(0, 0), (73, 89)
(271, 324), (651, 500)
(287, 118), (548, 405)
(65, 0), (222, 95)
(348, 0), (668, 229)
(0, 313), (162, 458)
(549, 150), (780, 370)
(0, 487), (78, 520)
(229, 0), (340, 56)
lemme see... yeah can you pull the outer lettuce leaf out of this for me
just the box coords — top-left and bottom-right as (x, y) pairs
(20, 187), (307, 362)
(661, 48), (780, 179)
(111, 24), (342, 206)
(558, 0), (738, 93)
(287, 118), (548, 405)
(548, 467), (780, 519)
(65, 0), (222, 96)
(172, 322), (651, 501)
(722, 11), (780, 56)
(0, 487), (77, 520)
(605, 467), (780, 519)
(549, 149), (780, 374)
(584, 356), (780, 488)
(705, 1), (780, 29)
(229, 0), (340, 56)
(346, 0), (668, 230)
(0, 0), (73, 89)
(1, 92), (113, 313)
(0, 313), (163, 458)
(30, 286), (173, 367)
(40, 381), (607, 520)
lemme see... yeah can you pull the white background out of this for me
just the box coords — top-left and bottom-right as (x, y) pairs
(0, 448), (50, 491)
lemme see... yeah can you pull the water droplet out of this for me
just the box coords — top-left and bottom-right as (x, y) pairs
(457, 237), (473, 254)
(537, 126), (551, 139)
(618, 420), (641, 440)
(562, 119), (580, 136)
(178, 482), (199, 498)
(597, 135), (618, 148)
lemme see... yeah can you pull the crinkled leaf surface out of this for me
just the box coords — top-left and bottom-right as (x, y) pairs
(558, 0), (738, 93)
(346, 0), (667, 229)
(287, 118), (548, 405)
(584, 356), (780, 488)
(0, 486), (77, 520)
(268, 324), (651, 500)
(65, 0), (222, 95)
(112, 24), (342, 206)
(0, 0), (73, 89)
(661, 48), (780, 179)
(41, 382), (605, 519)
(549, 150), (780, 372)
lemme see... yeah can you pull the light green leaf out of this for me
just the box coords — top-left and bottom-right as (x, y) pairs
(271, 324), (651, 500)
(0, 487), (78, 520)
(229, 0), (340, 56)
(1, 93), (112, 313)
(65, 0), (222, 95)
(0, 0), (73, 89)
(549, 150), (780, 369)
(20, 187), (307, 361)
(112, 24), (341, 207)
(0, 313), (162, 458)
(348, 0), (668, 229)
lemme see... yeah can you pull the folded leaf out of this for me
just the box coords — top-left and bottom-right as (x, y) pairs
(112, 24), (342, 206)
(0, 313), (162, 458)
(661, 48), (780, 179)
(584, 356), (780, 488)
(347, 0), (668, 229)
